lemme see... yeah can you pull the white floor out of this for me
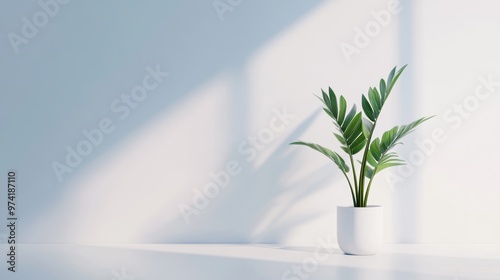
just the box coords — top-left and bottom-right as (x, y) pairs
(1, 244), (499, 279)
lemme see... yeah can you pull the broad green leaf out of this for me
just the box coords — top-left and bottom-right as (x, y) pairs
(290, 141), (349, 173)
(369, 138), (381, 161)
(366, 150), (377, 167)
(332, 105), (366, 155)
(363, 152), (405, 178)
(338, 96), (347, 125)
(362, 117), (373, 138)
(362, 95), (375, 122)
(320, 90), (365, 155)
(368, 88), (381, 117)
(381, 126), (398, 152)
(345, 115), (362, 143)
(380, 79), (387, 101)
(380, 116), (433, 155)
(374, 153), (405, 175)
(350, 135), (367, 154)
(328, 87), (338, 117)
(321, 89), (330, 111)
(372, 88), (382, 112)
(376, 161), (405, 173)
(341, 105), (357, 131)
(387, 66), (396, 88)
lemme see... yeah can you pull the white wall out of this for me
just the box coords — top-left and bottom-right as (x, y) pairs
(0, 0), (499, 244)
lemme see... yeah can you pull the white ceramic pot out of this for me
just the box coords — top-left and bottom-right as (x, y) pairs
(337, 205), (383, 255)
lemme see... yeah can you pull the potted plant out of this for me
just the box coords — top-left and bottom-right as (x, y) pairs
(291, 65), (432, 255)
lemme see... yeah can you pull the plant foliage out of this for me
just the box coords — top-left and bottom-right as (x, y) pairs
(291, 65), (433, 207)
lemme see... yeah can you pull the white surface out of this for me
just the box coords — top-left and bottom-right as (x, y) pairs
(1, 244), (499, 280)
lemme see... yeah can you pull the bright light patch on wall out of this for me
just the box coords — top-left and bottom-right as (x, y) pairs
(28, 74), (232, 243)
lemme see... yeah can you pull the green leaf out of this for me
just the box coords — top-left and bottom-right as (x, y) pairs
(366, 149), (377, 167)
(328, 87), (338, 117)
(291, 141), (350, 173)
(341, 146), (350, 154)
(362, 117), (373, 138)
(363, 152), (405, 178)
(387, 67), (396, 88)
(341, 105), (357, 131)
(333, 133), (347, 145)
(368, 87), (381, 117)
(293, 66), (433, 206)
(319, 89), (368, 157)
(344, 112), (362, 143)
(364, 116), (433, 178)
(369, 138), (381, 161)
(376, 161), (405, 172)
(315, 93), (326, 104)
(372, 88), (382, 113)
(387, 65), (407, 96)
(321, 89), (330, 111)
(350, 135), (367, 154)
(374, 153), (405, 175)
(381, 126), (398, 152)
(323, 107), (333, 118)
(381, 116), (433, 154)
(380, 79), (387, 102)
(361, 95), (375, 122)
(338, 96), (347, 125)
(365, 165), (374, 179)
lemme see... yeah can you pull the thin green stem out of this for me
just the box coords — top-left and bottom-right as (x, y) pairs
(342, 172), (356, 206)
(348, 154), (359, 206)
(363, 167), (377, 207)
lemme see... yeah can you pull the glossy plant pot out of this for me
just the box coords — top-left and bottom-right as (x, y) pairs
(337, 205), (383, 255)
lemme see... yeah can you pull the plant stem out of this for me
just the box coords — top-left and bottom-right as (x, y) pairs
(358, 121), (378, 207)
(342, 172), (356, 206)
(363, 167), (377, 207)
(348, 154), (359, 206)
